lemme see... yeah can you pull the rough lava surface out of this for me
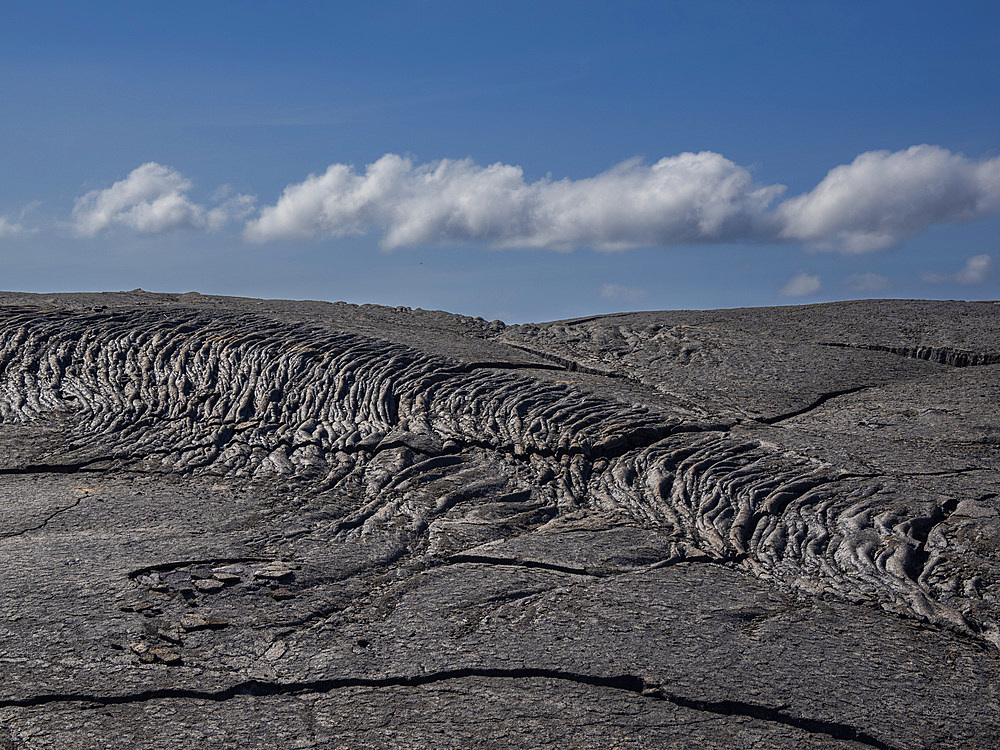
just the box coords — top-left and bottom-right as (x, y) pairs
(0, 291), (998, 749)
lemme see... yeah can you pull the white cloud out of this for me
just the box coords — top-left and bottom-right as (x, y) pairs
(60, 145), (1000, 251)
(955, 254), (993, 284)
(72, 163), (254, 237)
(776, 145), (1000, 253)
(246, 146), (1000, 253)
(922, 253), (993, 285)
(245, 152), (785, 249)
(0, 216), (28, 237)
(781, 272), (821, 297)
(845, 272), (890, 292)
(599, 283), (648, 302)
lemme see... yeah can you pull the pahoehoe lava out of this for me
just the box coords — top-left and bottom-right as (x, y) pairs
(0, 291), (998, 749)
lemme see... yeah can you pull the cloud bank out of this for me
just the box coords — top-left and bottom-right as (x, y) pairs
(72, 163), (254, 237)
(245, 145), (1000, 252)
(65, 145), (1000, 253)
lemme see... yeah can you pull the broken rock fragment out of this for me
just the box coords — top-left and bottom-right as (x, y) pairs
(179, 613), (228, 631)
(193, 578), (225, 593)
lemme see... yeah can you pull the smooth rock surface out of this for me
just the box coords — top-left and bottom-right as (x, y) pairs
(0, 291), (998, 748)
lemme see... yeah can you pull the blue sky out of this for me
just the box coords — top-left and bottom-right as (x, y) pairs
(1, 1), (998, 322)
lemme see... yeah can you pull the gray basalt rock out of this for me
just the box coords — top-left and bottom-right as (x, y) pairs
(0, 291), (998, 748)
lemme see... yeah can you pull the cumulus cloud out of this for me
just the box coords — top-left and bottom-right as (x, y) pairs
(845, 272), (890, 292)
(72, 163), (254, 237)
(245, 152), (784, 249)
(922, 254), (993, 285)
(781, 272), (821, 297)
(776, 145), (1000, 252)
(599, 283), (648, 302)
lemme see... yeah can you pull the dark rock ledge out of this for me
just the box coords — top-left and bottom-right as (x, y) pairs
(0, 291), (998, 749)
